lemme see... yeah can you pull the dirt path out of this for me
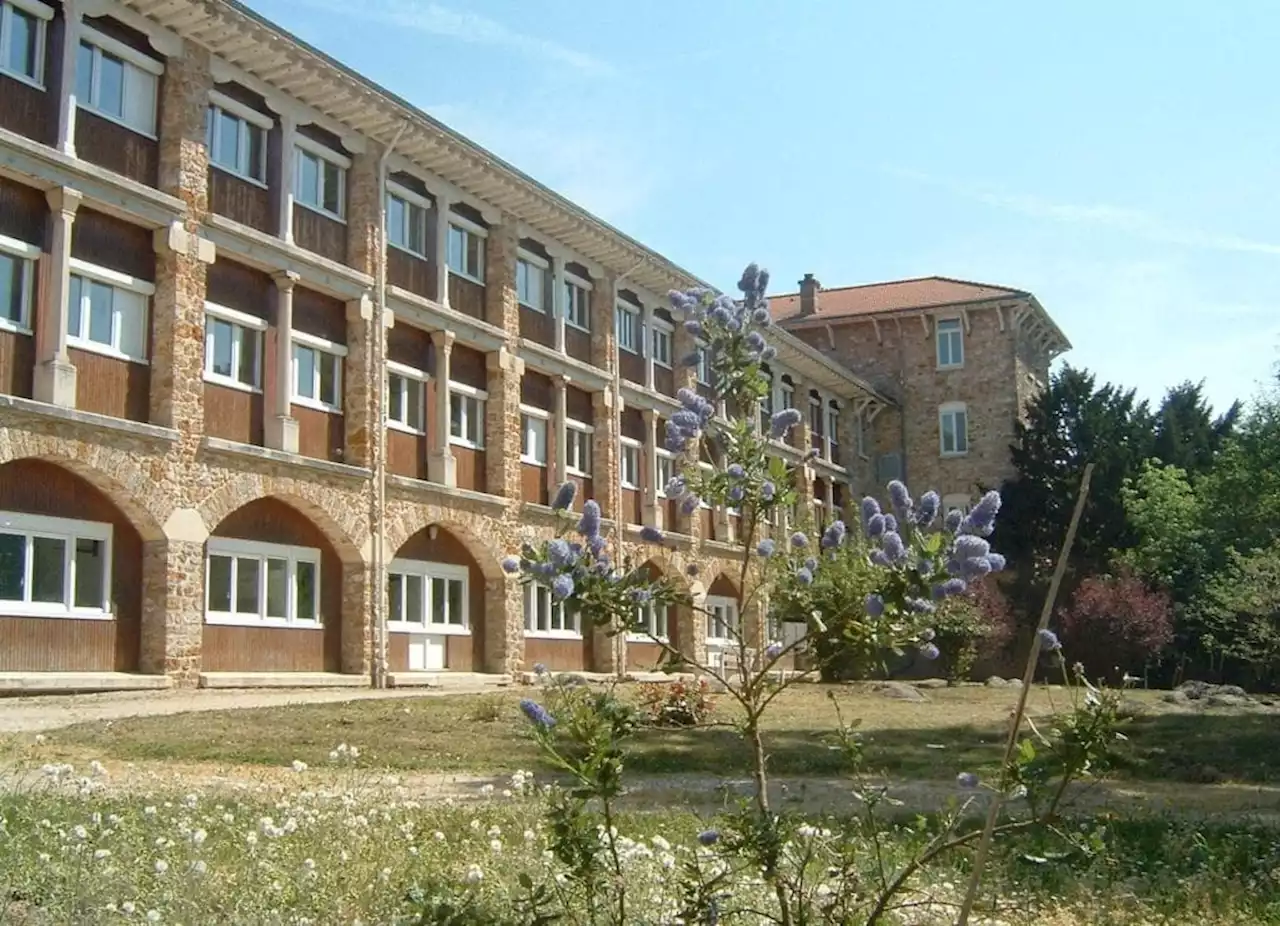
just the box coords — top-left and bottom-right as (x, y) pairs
(0, 685), (501, 734)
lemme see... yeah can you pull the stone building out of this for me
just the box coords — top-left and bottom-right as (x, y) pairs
(0, 0), (894, 689)
(769, 274), (1070, 514)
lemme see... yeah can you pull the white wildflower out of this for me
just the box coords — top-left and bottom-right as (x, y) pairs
(192, 829), (207, 846)
(489, 839), (502, 853)
(93, 849), (111, 860)
(34, 734), (46, 745)
(291, 760), (308, 773)
(146, 911), (161, 923)
(154, 859), (168, 875)
(464, 864), (484, 884)
(121, 901), (137, 915)
(191, 860), (207, 875)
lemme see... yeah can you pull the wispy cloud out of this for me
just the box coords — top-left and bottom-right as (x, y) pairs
(887, 167), (1280, 258)
(285, 0), (615, 76)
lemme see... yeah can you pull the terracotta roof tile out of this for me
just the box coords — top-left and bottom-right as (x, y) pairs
(769, 276), (1027, 324)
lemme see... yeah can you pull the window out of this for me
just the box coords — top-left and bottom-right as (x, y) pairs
(386, 363), (425, 432)
(205, 537), (320, 626)
(203, 303), (264, 390)
(937, 317), (964, 368)
(695, 345), (711, 386)
(0, 236), (36, 330)
(826, 403), (840, 462)
(564, 277), (590, 330)
(758, 370), (774, 431)
(294, 142), (347, 220)
(386, 186), (428, 257)
(705, 596), (739, 643)
(655, 451), (674, 496)
(516, 255), (546, 312)
(449, 385), (485, 449)
(809, 395), (823, 436)
(447, 222), (485, 283)
(942, 494), (971, 517)
(387, 560), (468, 630)
(615, 302), (640, 354)
(940, 403), (969, 455)
(0, 512), (111, 617)
(0, 0), (47, 85)
(76, 30), (159, 136)
(524, 582), (579, 636)
(520, 407), (548, 465)
(631, 601), (668, 640)
(779, 379), (795, 411)
(67, 263), (150, 362)
(291, 335), (344, 411)
(205, 96), (267, 184)
(651, 325), (672, 368)
(620, 439), (640, 489)
(565, 423), (592, 476)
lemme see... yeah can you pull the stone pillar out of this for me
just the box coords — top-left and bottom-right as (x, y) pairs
(551, 254), (566, 353)
(433, 192), (453, 307)
(484, 217), (518, 335)
(676, 585), (709, 669)
(266, 271), (300, 452)
(592, 389), (620, 522)
(344, 293), (375, 467)
(641, 408), (660, 528)
(54, 0), (81, 156)
(341, 559), (374, 676)
(551, 374), (568, 494)
(33, 187), (80, 407)
(140, 531), (206, 685)
(278, 115), (297, 244)
(484, 346), (524, 500)
(427, 331), (456, 485)
(346, 145), (382, 276)
(484, 574), (524, 674)
(591, 623), (622, 676)
(589, 271), (616, 372)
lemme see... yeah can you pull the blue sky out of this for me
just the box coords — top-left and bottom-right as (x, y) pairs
(253, 0), (1280, 413)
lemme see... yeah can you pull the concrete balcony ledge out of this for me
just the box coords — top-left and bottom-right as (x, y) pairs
(703, 539), (747, 556)
(0, 395), (180, 444)
(201, 436), (371, 482)
(518, 338), (611, 390)
(198, 672), (368, 689)
(386, 671), (512, 689)
(205, 214), (373, 302)
(619, 381), (680, 413)
(386, 285), (507, 353)
(0, 672), (173, 694)
(386, 474), (510, 511)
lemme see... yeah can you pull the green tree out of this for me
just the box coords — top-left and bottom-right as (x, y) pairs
(1195, 542), (1280, 689)
(1152, 380), (1239, 477)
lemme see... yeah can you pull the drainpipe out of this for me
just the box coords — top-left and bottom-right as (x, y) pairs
(373, 122), (409, 689)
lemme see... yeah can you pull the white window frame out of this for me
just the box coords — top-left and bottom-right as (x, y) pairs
(705, 595), (739, 645)
(516, 249), (548, 313)
(825, 403), (840, 461)
(942, 494), (972, 517)
(936, 317), (964, 369)
(615, 301), (640, 354)
(651, 320), (673, 369)
(695, 344), (712, 386)
(293, 135), (349, 222)
(386, 558), (470, 634)
(0, 0), (51, 89)
(939, 402), (969, 456)
(203, 301), (265, 392)
(446, 215), (486, 285)
(0, 233), (38, 333)
(0, 511), (112, 619)
(291, 330), (347, 413)
(523, 582), (580, 638)
(628, 600), (669, 643)
(565, 419), (593, 477)
(204, 537), (321, 628)
(385, 360), (426, 434)
(206, 91), (270, 186)
(619, 437), (640, 489)
(385, 180), (431, 259)
(697, 460), (714, 510)
(76, 25), (161, 138)
(67, 258), (153, 363)
(448, 381), (486, 450)
(563, 272), (591, 332)
(519, 404), (549, 466)
(655, 449), (674, 498)
(779, 379), (795, 411)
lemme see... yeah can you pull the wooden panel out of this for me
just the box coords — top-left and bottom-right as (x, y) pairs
(210, 497), (343, 671)
(522, 463), (547, 505)
(565, 325), (591, 364)
(72, 210), (155, 281)
(0, 458), (143, 671)
(569, 475), (592, 513)
(0, 73), (51, 147)
(293, 286), (346, 342)
(75, 110), (158, 188)
(387, 428), (426, 480)
(293, 206), (347, 265)
(453, 445), (486, 493)
(450, 344), (488, 390)
(708, 575), (738, 598)
(524, 637), (589, 672)
(446, 634), (475, 671)
(520, 305), (553, 347)
(654, 366), (675, 397)
(521, 370), (552, 409)
(388, 247), (436, 301)
(0, 177), (46, 244)
(210, 169), (273, 233)
(394, 525), (487, 671)
(205, 382), (264, 446)
(207, 259), (272, 318)
(619, 350), (644, 384)
(627, 641), (665, 672)
(448, 275), (485, 320)
(69, 348), (149, 421)
(700, 508), (715, 542)
(622, 488), (641, 526)
(665, 499), (679, 532)
(566, 386), (592, 423)
(387, 320), (432, 368)
(293, 404), (345, 463)
(620, 408), (645, 441)
(0, 330), (35, 398)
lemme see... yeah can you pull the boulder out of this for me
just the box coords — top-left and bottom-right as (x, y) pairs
(875, 681), (929, 702)
(1206, 693), (1250, 708)
(914, 678), (950, 689)
(985, 676), (1008, 688)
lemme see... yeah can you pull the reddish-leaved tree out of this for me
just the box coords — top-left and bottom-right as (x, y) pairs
(1058, 572), (1174, 683)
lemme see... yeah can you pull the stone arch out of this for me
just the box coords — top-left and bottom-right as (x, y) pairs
(627, 558), (685, 672)
(385, 511), (504, 581)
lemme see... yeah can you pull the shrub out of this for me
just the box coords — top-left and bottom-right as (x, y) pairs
(1059, 572), (1174, 683)
(932, 578), (1017, 684)
(637, 679), (714, 727)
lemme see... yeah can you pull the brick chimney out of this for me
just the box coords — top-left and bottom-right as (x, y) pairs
(799, 273), (821, 316)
